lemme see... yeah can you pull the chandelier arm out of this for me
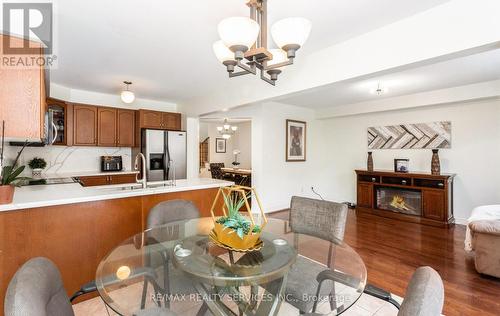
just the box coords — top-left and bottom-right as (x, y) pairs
(236, 60), (257, 75)
(264, 58), (294, 71)
(260, 69), (276, 86)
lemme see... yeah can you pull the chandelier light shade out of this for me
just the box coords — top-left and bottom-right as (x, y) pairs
(213, 40), (236, 63)
(218, 17), (260, 52)
(213, 0), (312, 86)
(271, 17), (312, 51)
(217, 118), (238, 139)
(120, 81), (135, 104)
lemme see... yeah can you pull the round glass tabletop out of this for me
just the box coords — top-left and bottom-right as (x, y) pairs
(96, 217), (367, 316)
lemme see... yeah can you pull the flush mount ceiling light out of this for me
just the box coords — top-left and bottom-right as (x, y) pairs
(370, 83), (388, 95)
(217, 119), (238, 139)
(120, 81), (135, 104)
(213, 0), (312, 86)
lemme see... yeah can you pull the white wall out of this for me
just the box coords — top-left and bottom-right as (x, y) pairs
(203, 102), (330, 212)
(232, 121), (252, 169)
(322, 99), (500, 223)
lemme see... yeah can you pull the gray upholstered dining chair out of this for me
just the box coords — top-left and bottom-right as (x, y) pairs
(143, 200), (201, 309)
(284, 196), (349, 314)
(147, 199), (200, 229)
(5, 257), (76, 316)
(398, 266), (444, 316)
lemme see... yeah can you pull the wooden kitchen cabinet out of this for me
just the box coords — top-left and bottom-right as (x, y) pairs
(138, 110), (181, 130)
(163, 112), (181, 130)
(139, 110), (163, 129)
(77, 173), (137, 187)
(117, 109), (135, 147)
(73, 104), (98, 146)
(98, 107), (117, 147)
(0, 35), (45, 141)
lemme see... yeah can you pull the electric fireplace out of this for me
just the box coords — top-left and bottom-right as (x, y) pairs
(376, 187), (422, 216)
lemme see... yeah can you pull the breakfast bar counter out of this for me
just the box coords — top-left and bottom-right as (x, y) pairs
(0, 178), (232, 312)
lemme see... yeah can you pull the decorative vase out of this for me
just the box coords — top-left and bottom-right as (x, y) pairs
(210, 185), (267, 252)
(0, 185), (15, 205)
(431, 149), (440, 175)
(32, 168), (43, 179)
(367, 152), (374, 171)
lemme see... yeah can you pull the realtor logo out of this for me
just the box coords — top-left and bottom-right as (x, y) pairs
(2, 3), (53, 54)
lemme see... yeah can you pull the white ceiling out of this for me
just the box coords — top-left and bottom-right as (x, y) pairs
(50, 0), (451, 104)
(275, 48), (500, 109)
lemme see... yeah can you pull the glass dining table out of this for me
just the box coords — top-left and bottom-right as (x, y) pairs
(95, 218), (367, 316)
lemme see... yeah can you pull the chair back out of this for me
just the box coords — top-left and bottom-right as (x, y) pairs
(209, 163), (225, 179)
(398, 267), (444, 316)
(5, 257), (74, 316)
(289, 196), (348, 242)
(147, 199), (200, 229)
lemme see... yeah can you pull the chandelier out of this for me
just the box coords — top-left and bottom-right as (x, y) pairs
(213, 0), (312, 85)
(217, 119), (238, 139)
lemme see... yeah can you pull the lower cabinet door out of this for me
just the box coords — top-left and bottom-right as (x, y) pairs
(108, 174), (137, 185)
(357, 183), (373, 208)
(423, 190), (445, 221)
(78, 176), (109, 187)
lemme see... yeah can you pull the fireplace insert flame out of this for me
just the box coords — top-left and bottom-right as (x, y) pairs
(376, 187), (422, 216)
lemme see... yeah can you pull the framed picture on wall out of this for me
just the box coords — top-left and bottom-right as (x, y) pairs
(215, 138), (226, 153)
(286, 119), (306, 162)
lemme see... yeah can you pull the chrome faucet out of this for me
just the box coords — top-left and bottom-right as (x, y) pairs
(134, 153), (147, 189)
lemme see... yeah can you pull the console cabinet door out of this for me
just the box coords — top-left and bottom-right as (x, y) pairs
(357, 183), (373, 208)
(73, 105), (98, 146)
(98, 107), (117, 147)
(117, 109), (135, 147)
(423, 190), (445, 221)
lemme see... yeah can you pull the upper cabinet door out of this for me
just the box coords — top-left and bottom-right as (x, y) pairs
(140, 110), (163, 129)
(73, 105), (98, 146)
(163, 113), (181, 130)
(98, 107), (117, 147)
(0, 35), (44, 141)
(117, 109), (135, 147)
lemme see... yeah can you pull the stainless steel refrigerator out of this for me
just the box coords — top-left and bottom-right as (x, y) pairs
(141, 129), (187, 182)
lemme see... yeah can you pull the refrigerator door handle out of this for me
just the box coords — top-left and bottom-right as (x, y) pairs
(164, 132), (171, 180)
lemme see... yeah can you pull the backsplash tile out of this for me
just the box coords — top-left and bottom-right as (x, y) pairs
(2, 145), (132, 175)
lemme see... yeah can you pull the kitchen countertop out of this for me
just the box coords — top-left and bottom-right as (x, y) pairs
(41, 170), (139, 179)
(0, 178), (233, 212)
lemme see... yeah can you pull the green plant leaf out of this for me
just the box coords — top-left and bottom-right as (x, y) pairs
(236, 227), (244, 239)
(6, 166), (25, 184)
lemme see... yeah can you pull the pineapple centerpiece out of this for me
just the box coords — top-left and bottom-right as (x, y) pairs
(210, 185), (267, 251)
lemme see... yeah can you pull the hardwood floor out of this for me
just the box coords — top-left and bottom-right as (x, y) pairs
(270, 209), (500, 316)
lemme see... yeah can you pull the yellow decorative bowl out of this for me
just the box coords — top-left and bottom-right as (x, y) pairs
(209, 185), (267, 252)
(212, 222), (261, 250)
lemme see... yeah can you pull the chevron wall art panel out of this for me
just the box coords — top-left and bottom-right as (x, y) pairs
(368, 121), (451, 149)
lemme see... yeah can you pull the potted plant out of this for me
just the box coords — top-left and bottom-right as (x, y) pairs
(28, 157), (47, 179)
(210, 186), (267, 251)
(0, 121), (30, 204)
